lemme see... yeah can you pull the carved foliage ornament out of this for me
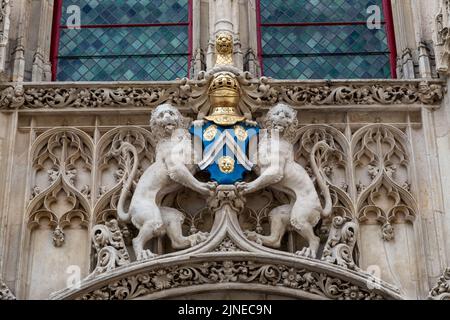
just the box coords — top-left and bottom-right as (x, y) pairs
(78, 260), (384, 300)
(0, 79), (444, 111)
(89, 219), (130, 278)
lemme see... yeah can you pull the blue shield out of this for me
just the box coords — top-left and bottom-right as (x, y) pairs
(190, 121), (259, 185)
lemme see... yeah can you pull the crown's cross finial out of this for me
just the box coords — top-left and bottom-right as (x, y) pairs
(215, 33), (234, 66)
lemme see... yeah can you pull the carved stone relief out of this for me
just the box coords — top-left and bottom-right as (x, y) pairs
(428, 267), (450, 300)
(0, 78), (445, 112)
(428, 268), (450, 300)
(78, 260), (386, 301)
(21, 101), (420, 300)
(435, 0), (450, 74)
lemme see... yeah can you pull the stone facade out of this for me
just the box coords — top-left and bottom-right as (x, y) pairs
(0, 0), (449, 300)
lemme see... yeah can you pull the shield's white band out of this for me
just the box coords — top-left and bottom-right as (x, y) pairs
(199, 131), (253, 171)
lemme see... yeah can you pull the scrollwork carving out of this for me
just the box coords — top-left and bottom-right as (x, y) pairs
(89, 219), (130, 277)
(322, 216), (359, 270)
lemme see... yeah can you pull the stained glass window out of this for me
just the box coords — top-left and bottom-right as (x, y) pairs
(257, 0), (396, 79)
(51, 0), (191, 81)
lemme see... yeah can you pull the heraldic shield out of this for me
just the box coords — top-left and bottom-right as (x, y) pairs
(190, 122), (259, 184)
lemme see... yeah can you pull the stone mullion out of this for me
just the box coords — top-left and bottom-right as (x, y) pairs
(344, 115), (358, 208)
(344, 115), (362, 266)
(87, 116), (102, 273)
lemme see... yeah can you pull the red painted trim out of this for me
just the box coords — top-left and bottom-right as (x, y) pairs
(59, 22), (189, 29)
(261, 21), (385, 27)
(255, 0), (264, 75)
(382, 0), (397, 78)
(187, 0), (193, 78)
(50, 0), (63, 81)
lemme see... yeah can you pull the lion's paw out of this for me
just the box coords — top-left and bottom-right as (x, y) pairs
(245, 230), (263, 245)
(136, 249), (158, 261)
(188, 232), (210, 246)
(295, 247), (316, 259)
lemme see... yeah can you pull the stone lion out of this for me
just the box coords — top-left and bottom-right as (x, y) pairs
(237, 103), (332, 258)
(116, 103), (215, 260)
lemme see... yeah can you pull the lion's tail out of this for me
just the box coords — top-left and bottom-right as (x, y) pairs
(116, 142), (139, 223)
(310, 141), (333, 218)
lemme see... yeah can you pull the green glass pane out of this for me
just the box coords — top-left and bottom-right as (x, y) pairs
(59, 26), (188, 56)
(61, 0), (188, 25)
(262, 25), (388, 55)
(260, 0), (384, 23)
(263, 54), (391, 79)
(57, 55), (189, 81)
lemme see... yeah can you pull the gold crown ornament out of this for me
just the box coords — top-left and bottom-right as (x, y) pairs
(205, 72), (245, 126)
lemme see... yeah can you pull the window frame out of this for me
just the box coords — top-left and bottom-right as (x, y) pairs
(255, 0), (398, 79)
(50, 0), (193, 81)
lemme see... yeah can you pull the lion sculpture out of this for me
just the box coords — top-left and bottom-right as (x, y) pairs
(116, 103), (214, 260)
(238, 103), (332, 258)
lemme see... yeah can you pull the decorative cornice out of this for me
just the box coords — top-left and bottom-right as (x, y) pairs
(0, 78), (445, 112)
